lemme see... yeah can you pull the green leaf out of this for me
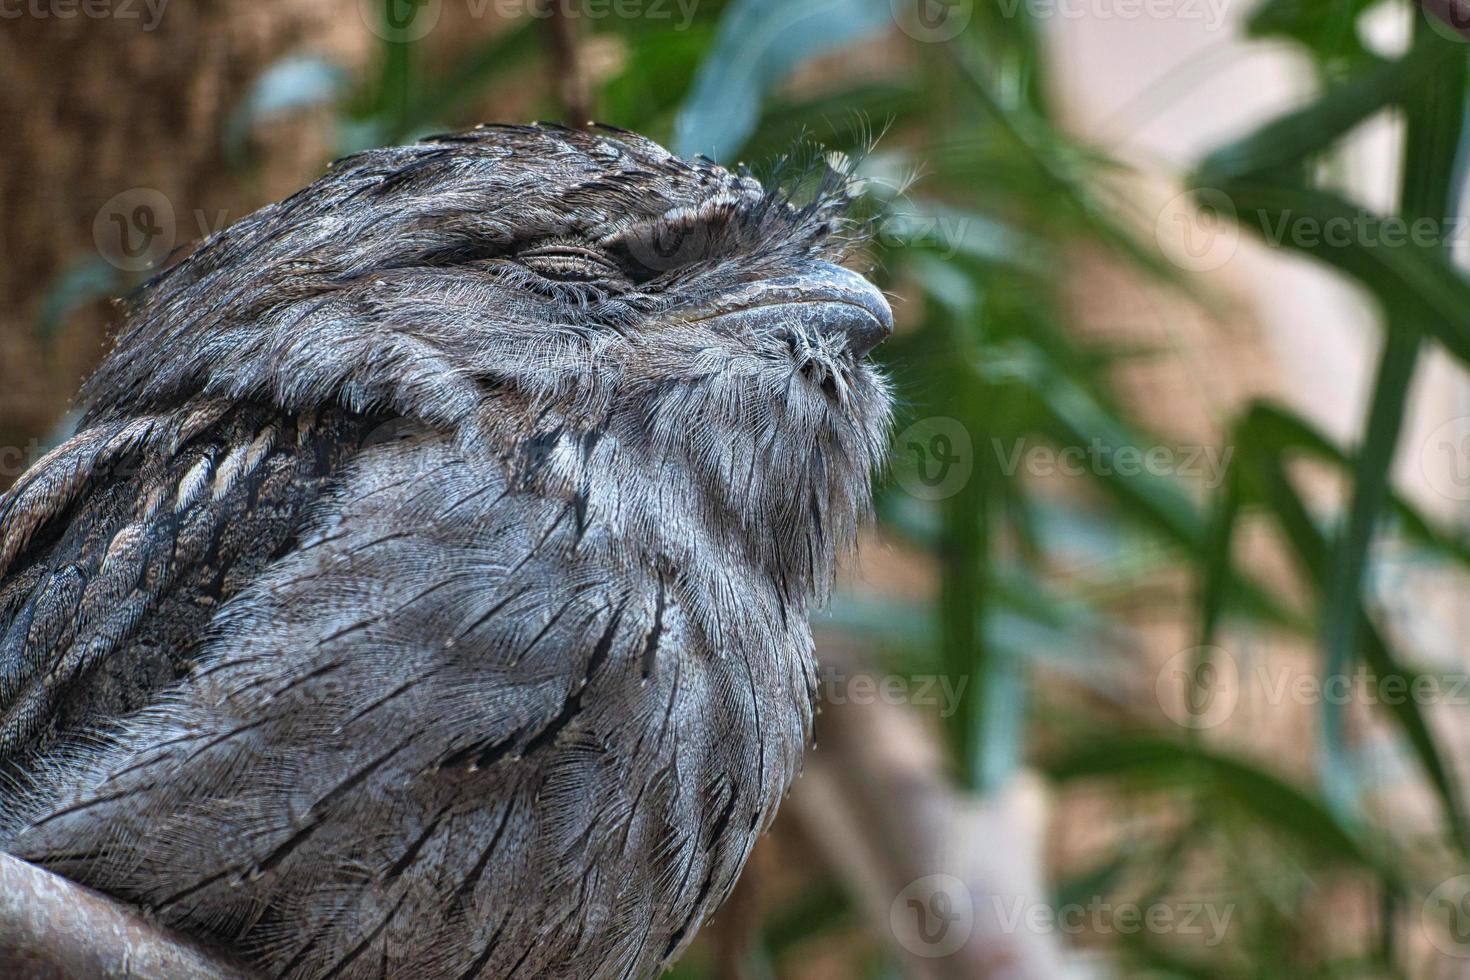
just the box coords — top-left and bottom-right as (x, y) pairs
(1318, 328), (1420, 824)
(1237, 400), (1470, 569)
(224, 55), (350, 163)
(1318, 22), (1467, 820)
(396, 21), (539, 136)
(37, 258), (121, 344)
(1204, 177), (1470, 367)
(602, 24), (718, 135)
(1201, 25), (1470, 840)
(1047, 736), (1391, 875)
(1240, 447), (1470, 853)
(672, 0), (892, 160)
(365, 2), (421, 133)
(1197, 35), (1456, 182)
(1245, 0), (1376, 63)
(1196, 461), (1242, 652)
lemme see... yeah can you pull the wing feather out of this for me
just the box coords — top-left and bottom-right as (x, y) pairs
(0, 404), (370, 763)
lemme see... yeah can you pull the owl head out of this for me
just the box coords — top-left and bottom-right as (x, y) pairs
(82, 124), (894, 597)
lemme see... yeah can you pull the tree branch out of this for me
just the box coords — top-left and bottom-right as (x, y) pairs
(0, 852), (258, 979)
(792, 647), (1087, 979)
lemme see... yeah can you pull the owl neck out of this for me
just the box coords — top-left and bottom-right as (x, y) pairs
(471, 406), (859, 610)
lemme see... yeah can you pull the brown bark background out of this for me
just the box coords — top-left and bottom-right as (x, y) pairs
(0, 1), (375, 476)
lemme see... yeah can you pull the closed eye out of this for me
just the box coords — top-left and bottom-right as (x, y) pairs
(603, 215), (724, 284)
(518, 245), (626, 284)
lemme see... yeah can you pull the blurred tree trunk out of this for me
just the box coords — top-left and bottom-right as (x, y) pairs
(0, 1), (370, 487)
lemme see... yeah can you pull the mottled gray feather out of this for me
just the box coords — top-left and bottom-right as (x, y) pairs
(0, 124), (891, 979)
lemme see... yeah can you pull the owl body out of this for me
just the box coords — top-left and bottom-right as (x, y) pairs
(0, 125), (891, 978)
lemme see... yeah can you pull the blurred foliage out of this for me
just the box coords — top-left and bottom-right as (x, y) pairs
(157, 0), (1470, 974)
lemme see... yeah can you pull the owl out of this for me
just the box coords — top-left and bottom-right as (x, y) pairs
(0, 124), (892, 978)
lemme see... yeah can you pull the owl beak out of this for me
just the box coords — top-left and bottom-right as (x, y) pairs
(798, 262), (894, 360)
(689, 262), (894, 360)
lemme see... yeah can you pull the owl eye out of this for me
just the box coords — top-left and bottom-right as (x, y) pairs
(605, 217), (719, 283)
(518, 245), (625, 284)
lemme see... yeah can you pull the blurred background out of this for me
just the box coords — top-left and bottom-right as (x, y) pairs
(5, 0), (1470, 976)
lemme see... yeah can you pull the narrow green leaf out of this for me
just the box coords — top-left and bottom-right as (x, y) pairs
(1206, 177), (1470, 368)
(1319, 328), (1420, 825)
(1246, 0), (1374, 63)
(224, 56), (350, 163)
(37, 258), (121, 344)
(398, 21), (538, 136)
(1240, 400), (1470, 569)
(937, 321), (997, 790)
(1196, 462), (1242, 651)
(1246, 452), (1470, 853)
(672, 0), (891, 160)
(1047, 736), (1389, 875)
(1197, 35), (1456, 182)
